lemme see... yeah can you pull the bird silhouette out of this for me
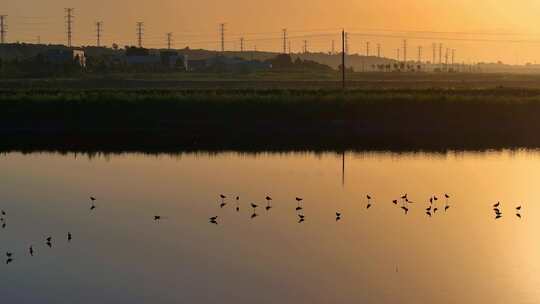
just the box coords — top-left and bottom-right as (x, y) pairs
(209, 216), (218, 224)
(235, 196), (240, 212)
(90, 197), (96, 201)
(494, 202), (500, 208)
(1, 210), (5, 216)
(90, 204), (96, 211)
(336, 212), (342, 221)
(46, 241), (52, 248)
(392, 200), (398, 205)
(516, 213), (522, 219)
(444, 205), (450, 211)
(426, 206), (432, 212)
(46, 236), (52, 242)
(6, 252), (12, 258)
(445, 194), (450, 199)
(29, 246), (34, 256)
(433, 207), (438, 213)
(265, 196), (272, 211)
(251, 203), (258, 212)
(251, 213), (258, 219)
(6, 258), (12, 264)
(401, 206), (409, 215)
(496, 214), (503, 219)
(1, 222), (6, 229)
(516, 206), (522, 211)
(219, 195), (226, 208)
(209, 216), (218, 221)
(426, 211), (432, 217)
(153, 216), (165, 222)
(68, 232), (72, 242)
(296, 197), (304, 211)
(298, 214), (305, 223)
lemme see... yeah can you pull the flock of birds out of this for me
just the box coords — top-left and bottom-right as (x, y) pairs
(207, 193), (524, 225)
(0, 194), (524, 265)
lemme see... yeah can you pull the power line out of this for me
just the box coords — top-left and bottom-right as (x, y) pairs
(65, 8), (74, 47)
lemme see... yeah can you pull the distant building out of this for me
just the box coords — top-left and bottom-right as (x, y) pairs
(160, 50), (187, 70)
(44, 49), (86, 67)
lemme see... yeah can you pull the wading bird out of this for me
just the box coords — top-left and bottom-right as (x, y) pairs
(219, 195), (227, 208)
(265, 196), (272, 211)
(296, 197), (303, 211)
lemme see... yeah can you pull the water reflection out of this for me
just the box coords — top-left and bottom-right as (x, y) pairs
(0, 149), (539, 304)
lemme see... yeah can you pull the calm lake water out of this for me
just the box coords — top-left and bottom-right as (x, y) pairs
(1, 150), (539, 304)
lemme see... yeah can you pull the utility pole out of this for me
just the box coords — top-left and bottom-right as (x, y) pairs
(282, 28), (287, 54)
(377, 43), (381, 58)
(37, 36), (41, 44)
(342, 29), (346, 90)
(403, 39), (407, 63)
(418, 46), (422, 63)
(166, 32), (173, 49)
(397, 48), (400, 61)
(219, 23), (225, 52)
(96, 21), (103, 47)
(0, 15), (7, 44)
(366, 41), (370, 57)
(65, 8), (74, 47)
(240, 37), (244, 52)
(136, 22), (144, 47)
(303, 40), (308, 53)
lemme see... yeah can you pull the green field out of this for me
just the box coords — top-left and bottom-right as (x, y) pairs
(1, 86), (540, 152)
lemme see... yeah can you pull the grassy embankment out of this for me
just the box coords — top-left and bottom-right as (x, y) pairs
(1, 88), (540, 152)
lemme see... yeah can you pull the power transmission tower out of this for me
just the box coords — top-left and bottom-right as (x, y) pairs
(136, 22), (144, 47)
(288, 40), (291, 54)
(219, 23), (225, 52)
(65, 8), (74, 47)
(166, 32), (173, 49)
(439, 43), (443, 66)
(397, 48), (400, 61)
(240, 37), (244, 52)
(418, 46), (422, 63)
(451, 49), (455, 69)
(445, 48), (449, 71)
(96, 21), (103, 47)
(0, 15), (7, 44)
(37, 36), (41, 44)
(342, 29), (346, 90)
(303, 40), (308, 53)
(432, 43), (436, 65)
(366, 41), (370, 57)
(282, 28), (287, 54)
(403, 39), (407, 63)
(377, 43), (381, 58)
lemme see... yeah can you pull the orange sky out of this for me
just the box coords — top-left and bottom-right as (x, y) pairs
(4, 0), (540, 64)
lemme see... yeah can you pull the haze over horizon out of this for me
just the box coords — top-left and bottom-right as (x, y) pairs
(3, 0), (540, 64)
